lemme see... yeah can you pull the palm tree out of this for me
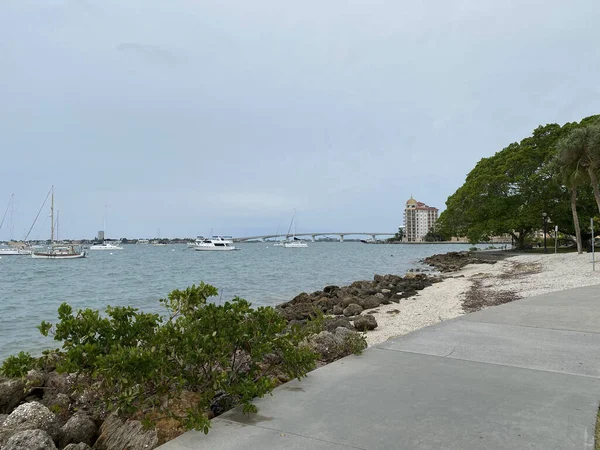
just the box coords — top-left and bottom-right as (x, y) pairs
(556, 124), (600, 214)
(553, 158), (585, 253)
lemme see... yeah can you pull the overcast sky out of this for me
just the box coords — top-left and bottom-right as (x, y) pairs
(1, 0), (599, 240)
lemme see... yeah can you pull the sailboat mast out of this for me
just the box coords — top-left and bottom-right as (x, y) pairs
(50, 185), (54, 244)
(10, 196), (14, 241)
(0, 193), (13, 231)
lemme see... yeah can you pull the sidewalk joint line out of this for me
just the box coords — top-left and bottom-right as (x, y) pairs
(456, 317), (600, 335)
(222, 420), (368, 450)
(373, 347), (600, 380)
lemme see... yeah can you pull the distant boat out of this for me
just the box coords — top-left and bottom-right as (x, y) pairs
(89, 242), (124, 251)
(0, 246), (31, 256)
(137, 239), (150, 244)
(152, 229), (167, 246)
(0, 194), (32, 255)
(193, 236), (239, 251)
(32, 186), (86, 259)
(282, 240), (308, 248)
(90, 205), (123, 251)
(280, 210), (308, 248)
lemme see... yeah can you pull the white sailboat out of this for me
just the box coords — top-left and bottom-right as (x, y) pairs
(152, 228), (167, 246)
(90, 205), (123, 251)
(282, 210), (308, 248)
(31, 186), (86, 259)
(0, 194), (32, 255)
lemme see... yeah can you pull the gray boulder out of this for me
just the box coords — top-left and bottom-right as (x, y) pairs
(41, 392), (71, 415)
(0, 414), (7, 426)
(357, 296), (381, 310)
(93, 414), (158, 450)
(0, 378), (26, 414)
(374, 292), (385, 299)
(0, 401), (60, 445)
(343, 303), (363, 317)
(325, 317), (354, 333)
(353, 315), (378, 331)
(60, 413), (97, 447)
(65, 444), (93, 450)
(3, 429), (57, 450)
(306, 331), (343, 363)
(332, 304), (344, 315)
(333, 327), (355, 341)
(339, 296), (357, 308)
(46, 371), (75, 394)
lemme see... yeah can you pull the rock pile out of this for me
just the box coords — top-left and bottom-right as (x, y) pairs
(423, 251), (498, 272)
(0, 370), (157, 450)
(277, 273), (441, 334)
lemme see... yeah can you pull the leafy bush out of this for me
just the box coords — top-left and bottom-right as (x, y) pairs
(0, 351), (36, 378)
(36, 282), (318, 434)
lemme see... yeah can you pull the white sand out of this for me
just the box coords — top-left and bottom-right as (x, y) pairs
(366, 252), (600, 347)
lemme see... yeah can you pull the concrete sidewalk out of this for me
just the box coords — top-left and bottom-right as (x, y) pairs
(160, 284), (600, 450)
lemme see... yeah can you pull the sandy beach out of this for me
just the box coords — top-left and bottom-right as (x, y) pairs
(366, 252), (600, 347)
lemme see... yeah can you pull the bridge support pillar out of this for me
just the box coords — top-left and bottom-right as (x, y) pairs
(340, 234), (344, 243)
(311, 235), (316, 242)
(371, 234), (377, 242)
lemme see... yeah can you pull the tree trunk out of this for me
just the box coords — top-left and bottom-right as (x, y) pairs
(570, 187), (583, 254)
(515, 232), (526, 250)
(588, 168), (600, 213)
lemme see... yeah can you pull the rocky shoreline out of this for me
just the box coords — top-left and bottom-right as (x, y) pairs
(0, 250), (505, 450)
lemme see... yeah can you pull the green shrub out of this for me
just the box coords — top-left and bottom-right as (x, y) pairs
(0, 351), (36, 378)
(35, 282), (318, 434)
(340, 332), (368, 355)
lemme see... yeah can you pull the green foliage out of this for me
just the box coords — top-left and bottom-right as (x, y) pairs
(0, 351), (37, 378)
(34, 282), (318, 433)
(339, 331), (368, 355)
(388, 227), (405, 242)
(439, 115), (600, 249)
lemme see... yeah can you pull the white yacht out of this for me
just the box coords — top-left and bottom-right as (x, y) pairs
(193, 236), (238, 251)
(0, 246), (32, 256)
(89, 242), (124, 251)
(137, 239), (150, 244)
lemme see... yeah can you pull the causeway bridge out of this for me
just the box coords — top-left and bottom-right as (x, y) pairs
(234, 232), (396, 243)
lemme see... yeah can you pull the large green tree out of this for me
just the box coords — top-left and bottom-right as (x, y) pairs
(439, 116), (599, 249)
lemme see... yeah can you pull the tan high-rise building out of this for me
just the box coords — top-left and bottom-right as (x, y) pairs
(404, 197), (439, 242)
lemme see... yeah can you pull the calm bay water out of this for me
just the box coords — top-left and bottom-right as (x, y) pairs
(0, 242), (478, 361)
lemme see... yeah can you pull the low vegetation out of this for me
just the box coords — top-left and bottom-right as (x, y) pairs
(2, 283), (350, 435)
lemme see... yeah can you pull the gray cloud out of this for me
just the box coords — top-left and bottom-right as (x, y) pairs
(1, 0), (599, 239)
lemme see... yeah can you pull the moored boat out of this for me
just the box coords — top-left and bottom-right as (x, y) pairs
(32, 244), (87, 259)
(0, 246), (31, 256)
(31, 186), (86, 260)
(193, 236), (239, 251)
(89, 242), (124, 251)
(280, 210), (309, 248)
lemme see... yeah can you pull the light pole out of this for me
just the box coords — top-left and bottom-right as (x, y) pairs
(542, 212), (548, 253)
